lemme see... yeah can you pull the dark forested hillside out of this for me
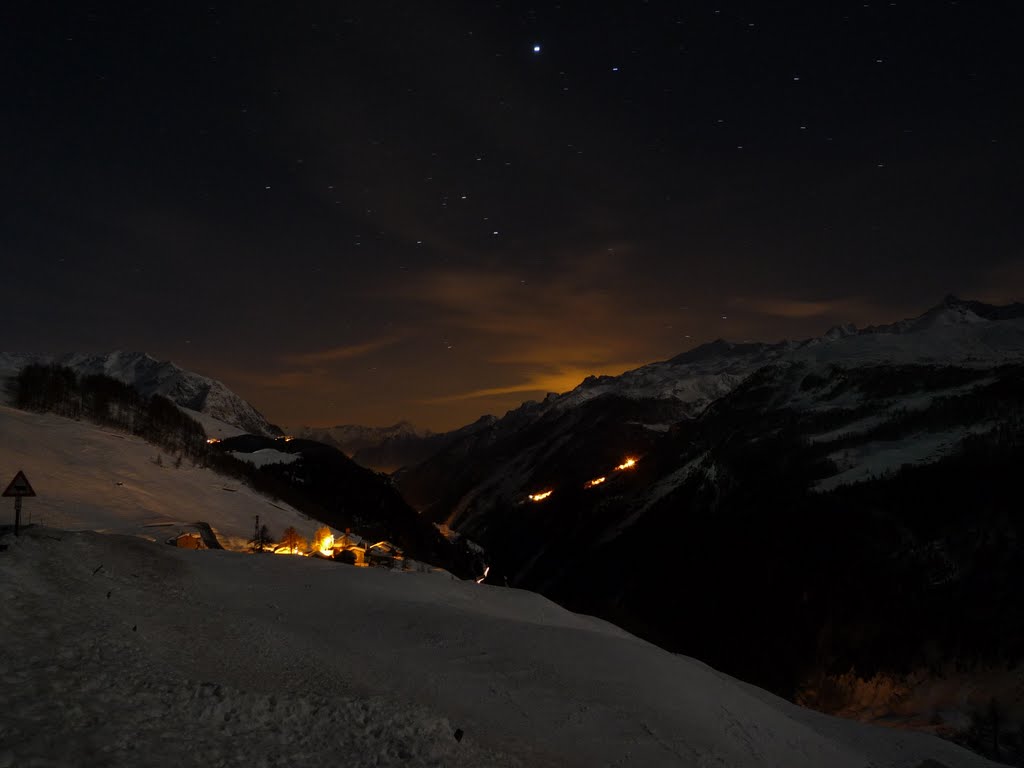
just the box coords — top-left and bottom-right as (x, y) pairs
(212, 435), (473, 573)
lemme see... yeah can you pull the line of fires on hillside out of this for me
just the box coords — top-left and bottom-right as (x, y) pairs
(527, 456), (639, 503)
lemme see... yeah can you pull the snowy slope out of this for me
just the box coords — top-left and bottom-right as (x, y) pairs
(0, 528), (1000, 768)
(0, 404), (314, 550)
(0, 350), (279, 437)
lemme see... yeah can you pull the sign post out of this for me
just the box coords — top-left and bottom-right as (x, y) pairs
(3, 471), (36, 536)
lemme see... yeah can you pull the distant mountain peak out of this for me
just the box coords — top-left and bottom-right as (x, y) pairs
(936, 294), (1024, 321)
(822, 322), (858, 341)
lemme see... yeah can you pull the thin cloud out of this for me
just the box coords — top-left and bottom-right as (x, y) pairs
(971, 260), (1024, 305)
(210, 366), (334, 393)
(282, 337), (401, 365)
(384, 261), (686, 410)
(732, 296), (877, 322)
(399, 262), (678, 363)
(423, 362), (645, 403)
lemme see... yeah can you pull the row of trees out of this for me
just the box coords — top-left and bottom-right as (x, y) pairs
(10, 364), (206, 458)
(250, 521), (333, 554)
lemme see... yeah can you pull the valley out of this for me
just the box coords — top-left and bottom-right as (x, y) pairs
(2, 297), (1022, 765)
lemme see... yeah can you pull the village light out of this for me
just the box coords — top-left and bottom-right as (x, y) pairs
(317, 533), (335, 557)
(614, 457), (637, 471)
(311, 526), (334, 557)
(528, 490), (553, 502)
(584, 476), (606, 489)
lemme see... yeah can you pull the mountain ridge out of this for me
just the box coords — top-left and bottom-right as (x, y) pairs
(0, 350), (280, 438)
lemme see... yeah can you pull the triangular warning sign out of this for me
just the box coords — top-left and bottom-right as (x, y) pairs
(3, 470), (36, 497)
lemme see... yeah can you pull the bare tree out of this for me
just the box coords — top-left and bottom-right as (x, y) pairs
(279, 526), (306, 553)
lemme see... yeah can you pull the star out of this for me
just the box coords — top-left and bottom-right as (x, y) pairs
(533, 44), (542, 54)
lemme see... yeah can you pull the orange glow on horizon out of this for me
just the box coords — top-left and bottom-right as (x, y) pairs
(528, 490), (554, 502)
(584, 476), (606, 489)
(614, 457), (638, 471)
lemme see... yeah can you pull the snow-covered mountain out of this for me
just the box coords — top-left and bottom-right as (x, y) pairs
(293, 421), (431, 451)
(396, 297), (1024, 760)
(516, 294), (1024, 421)
(293, 415), (498, 473)
(401, 296), (1024, 514)
(0, 350), (280, 438)
(290, 421), (434, 472)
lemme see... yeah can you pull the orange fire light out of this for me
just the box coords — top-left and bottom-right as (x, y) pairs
(614, 457), (637, 471)
(584, 476), (606, 489)
(528, 490), (553, 502)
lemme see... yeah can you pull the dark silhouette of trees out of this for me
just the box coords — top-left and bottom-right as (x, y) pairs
(12, 364), (82, 418)
(11, 365), (206, 459)
(250, 519), (272, 552)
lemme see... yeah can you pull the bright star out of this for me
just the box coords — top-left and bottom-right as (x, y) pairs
(533, 44), (541, 53)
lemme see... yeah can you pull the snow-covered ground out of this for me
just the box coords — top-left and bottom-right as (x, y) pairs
(0, 528), (1002, 768)
(0, 403), (1003, 766)
(180, 406), (249, 441)
(0, 405), (316, 550)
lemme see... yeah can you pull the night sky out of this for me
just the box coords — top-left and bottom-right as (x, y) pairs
(4, 2), (1022, 430)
